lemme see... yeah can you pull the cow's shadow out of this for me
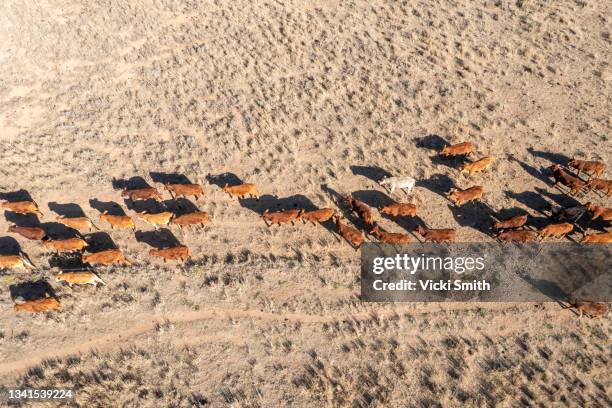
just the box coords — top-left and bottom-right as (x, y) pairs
(4, 212), (41, 228)
(508, 156), (551, 185)
(0, 189), (34, 202)
(89, 199), (127, 216)
(416, 173), (456, 199)
(505, 190), (551, 216)
(111, 176), (151, 190)
(124, 198), (166, 214)
(448, 201), (495, 235)
(206, 173), (243, 189)
(40, 222), (79, 239)
(84, 232), (118, 252)
(350, 165), (392, 183)
(48, 252), (91, 272)
(163, 198), (200, 216)
(414, 134), (448, 152)
(136, 228), (181, 249)
(0, 236), (22, 256)
(150, 172), (192, 185)
(48, 202), (86, 218)
(10, 280), (57, 302)
(527, 148), (570, 166)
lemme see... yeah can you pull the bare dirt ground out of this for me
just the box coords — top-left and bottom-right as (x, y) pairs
(0, 0), (610, 406)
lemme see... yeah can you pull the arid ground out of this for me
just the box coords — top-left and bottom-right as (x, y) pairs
(0, 0), (610, 406)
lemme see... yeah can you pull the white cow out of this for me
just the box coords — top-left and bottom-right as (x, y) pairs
(379, 176), (416, 196)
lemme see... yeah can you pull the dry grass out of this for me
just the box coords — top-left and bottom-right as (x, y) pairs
(0, 0), (610, 406)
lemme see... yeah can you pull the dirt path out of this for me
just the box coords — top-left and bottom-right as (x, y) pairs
(0, 302), (574, 380)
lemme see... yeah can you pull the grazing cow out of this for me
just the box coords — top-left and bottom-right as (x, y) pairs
(380, 202), (417, 217)
(1, 200), (43, 216)
(170, 211), (210, 228)
(538, 222), (574, 240)
(549, 164), (585, 196)
(447, 186), (485, 206)
(137, 211), (174, 229)
(0, 255), (34, 270)
(585, 202), (612, 221)
(99, 211), (136, 230)
(496, 230), (537, 243)
(7, 225), (46, 240)
(262, 209), (303, 226)
(301, 208), (335, 225)
(461, 157), (494, 175)
(585, 178), (612, 197)
(581, 231), (612, 243)
(492, 214), (528, 231)
(334, 216), (364, 249)
(56, 215), (98, 231)
(121, 187), (163, 201)
(379, 176), (416, 195)
(42, 237), (88, 253)
(14, 297), (61, 313)
(415, 225), (456, 243)
(55, 271), (106, 287)
(149, 245), (190, 262)
(371, 225), (411, 244)
(568, 298), (609, 318)
(345, 195), (375, 225)
(222, 183), (260, 199)
(83, 249), (131, 266)
(163, 183), (204, 200)
(440, 142), (473, 157)
(568, 159), (605, 179)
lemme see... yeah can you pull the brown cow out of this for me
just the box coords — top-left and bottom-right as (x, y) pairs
(170, 211), (210, 228)
(83, 249), (131, 266)
(164, 183), (204, 200)
(7, 225), (46, 240)
(56, 271), (106, 287)
(301, 208), (335, 225)
(581, 231), (612, 243)
(100, 211), (136, 230)
(461, 157), (494, 175)
(14, 297), (61, 313)
(568, 159), (605, 179)
(447, 186), (485, 206)
(42, 237), (88, 253)
(415, 225), (456, 243)
(568, 298), (608, 318)
(585, 178), (612, 197)
(1, 200), (43, 216)
(549, 164), (585, 196)
(0, 254), (34, 269)
(345, 195), (375, 225)
(262, 209), (303, 226)
(222, 183), (260, 199)
(379, 202), (417, 217)
(371, 225), (411, 244)
(121, 187), (163, 201)
(492, 214), (528, 231)
(137, 211), (174, 229)
(56, 215), (98, 231)
(440, 142), (473, 157)
(149, 245), (190, 262)
(538, 222), (573, 240)
(496, 230), (537, 243)
(334, 216), (365, 249)
(585, 202), (612, 221)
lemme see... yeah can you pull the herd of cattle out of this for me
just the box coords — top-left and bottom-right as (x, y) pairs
(2, 141), (610, 316)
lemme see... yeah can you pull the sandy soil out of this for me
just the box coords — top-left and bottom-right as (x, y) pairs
(0, 0), (610, 406)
